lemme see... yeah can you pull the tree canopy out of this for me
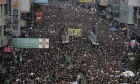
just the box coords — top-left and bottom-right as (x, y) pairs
(131, 54), (140, 71)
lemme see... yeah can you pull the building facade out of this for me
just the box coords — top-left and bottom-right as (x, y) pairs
(113, 0), (134, 25)
(0, 0), (11, 47)
(105, 0), (140, 42)
(106, 0), (140, 27)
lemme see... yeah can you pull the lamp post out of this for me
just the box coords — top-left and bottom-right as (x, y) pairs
(63, 15), (67, 47)
(95, 15), (99, 49)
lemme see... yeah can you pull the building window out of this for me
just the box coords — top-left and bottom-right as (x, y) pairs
(4, 4), (8, 15)
(139, 8), (140, 15)
(4, 25), (7, 36)
(0, 26), (2, 37)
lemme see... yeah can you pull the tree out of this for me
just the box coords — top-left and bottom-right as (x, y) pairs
(131, 54), (140, 71)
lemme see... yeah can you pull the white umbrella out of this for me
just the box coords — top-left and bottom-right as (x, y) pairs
(71, 81), (77, 84)
(123, 71), (135, 77)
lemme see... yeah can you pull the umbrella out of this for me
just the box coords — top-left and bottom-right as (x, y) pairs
(123, 71), (135, 77)
(71, 81), (77, 84)
(110, 28), (116, 31)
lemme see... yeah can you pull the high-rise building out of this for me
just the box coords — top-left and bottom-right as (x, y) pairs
(0, 0), (11, 47)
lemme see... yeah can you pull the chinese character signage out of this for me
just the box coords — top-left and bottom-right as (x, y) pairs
(68, 28), (82, 37)
(79, 0), (93, 3)
(12, 38), (49, 48)
(34, 0), (48, 4)
(35, 9), (43, 22)
(10, 0), (21, 36)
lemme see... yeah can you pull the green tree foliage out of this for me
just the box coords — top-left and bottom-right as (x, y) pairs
(132, 54), (140, 71)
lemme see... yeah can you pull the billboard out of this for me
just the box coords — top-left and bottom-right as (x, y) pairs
(21, 0), (31, 13)
(79, 0), (93, 3)
(68, 28), (82, 37)
(12, 38), (49, 48)
(34, 0), (48, 4)
(10, 0), (21, 36)
(128, 0), (140, 7)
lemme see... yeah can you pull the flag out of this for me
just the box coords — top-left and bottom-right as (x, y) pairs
(39, 38), (49, 48)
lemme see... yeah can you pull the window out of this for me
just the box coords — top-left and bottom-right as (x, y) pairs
(4, 4), (8, 15)
(0, 26), (2, 37)
(139, 8), (140, 15)
(0, 5), (2, 16)
(4, 25), (7, 36)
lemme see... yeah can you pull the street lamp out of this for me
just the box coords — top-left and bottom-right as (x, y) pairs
(95, 15), (99, 49)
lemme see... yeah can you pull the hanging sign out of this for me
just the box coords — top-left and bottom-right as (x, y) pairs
(10, 0), (21, 36)
(12, 38), (49, 48)
(35, 9), (43, 22)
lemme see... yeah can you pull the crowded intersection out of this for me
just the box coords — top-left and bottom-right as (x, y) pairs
(1, 1), (140, 84)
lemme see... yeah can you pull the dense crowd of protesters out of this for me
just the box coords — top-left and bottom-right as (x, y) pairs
(1, 1), (140, 84)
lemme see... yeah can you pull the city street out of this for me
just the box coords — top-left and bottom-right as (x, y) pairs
(1, 1), (140, 84)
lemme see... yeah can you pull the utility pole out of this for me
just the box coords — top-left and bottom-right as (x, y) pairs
(95, 15), (98, 49)
(64, 15), (66, 46)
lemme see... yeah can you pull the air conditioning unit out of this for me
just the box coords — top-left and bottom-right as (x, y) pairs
(3, 17), (10, 22)
(5, 28), (12, 32)
(1, 38), (6, 46)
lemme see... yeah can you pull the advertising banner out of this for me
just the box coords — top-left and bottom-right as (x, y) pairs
(68, 28), (74, 36)
(35, 9), (43, 22)
(21, 0), (30, 13)
(12, 38), (49, 48)
(79, 0), (93, 3)
(10, 0), (21, 36)
(76, 29), (82, 36)
(34, 0), (48, 4)
(68, 28), (82, 37)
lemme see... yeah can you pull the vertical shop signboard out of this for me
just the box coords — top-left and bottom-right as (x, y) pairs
(11, 0), (21, 36)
